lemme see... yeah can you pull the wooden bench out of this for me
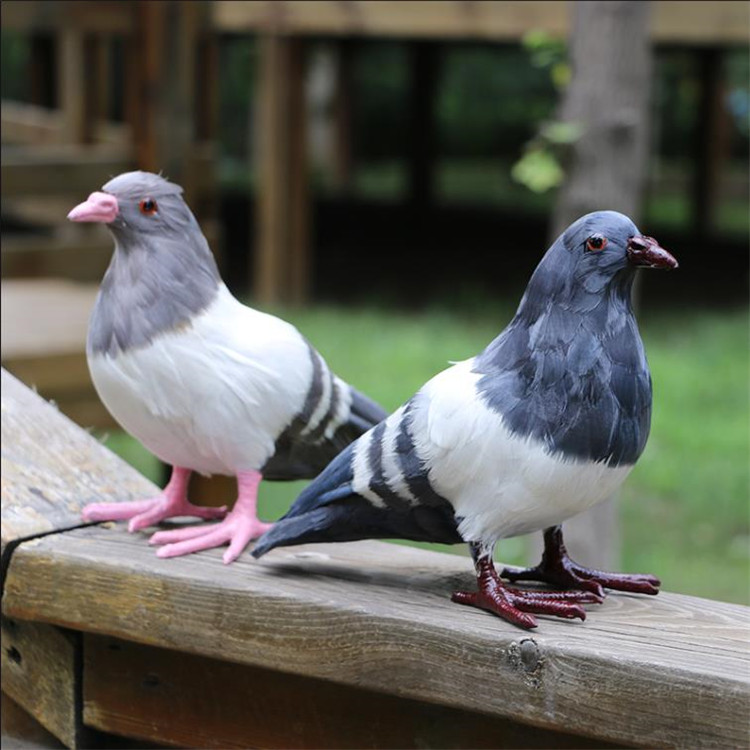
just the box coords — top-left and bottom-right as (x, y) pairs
(2, 367), (749, 749)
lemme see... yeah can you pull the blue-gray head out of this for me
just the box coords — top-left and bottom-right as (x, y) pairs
(476, 211), (677, 465)
(526, 210), (677, 311)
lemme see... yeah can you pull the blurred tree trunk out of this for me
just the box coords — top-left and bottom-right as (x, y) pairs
(551, 1), (653, 233)
(538, 0), (654, 570)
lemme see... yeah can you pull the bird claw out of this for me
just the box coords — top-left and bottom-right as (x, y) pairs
(452, 581), (589, 629)
(501, 561), (660, 596)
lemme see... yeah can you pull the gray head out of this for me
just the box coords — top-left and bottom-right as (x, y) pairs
(523, 210), (677, 314)
(69, 171), (218, 271)
(69, 171), (221, 356)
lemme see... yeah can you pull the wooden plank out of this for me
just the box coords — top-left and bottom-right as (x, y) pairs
(82, 634), (618, 749)
(1, 235), (113, 283)
(0, 368), (157, 558)
(214, 1), (570, 39)
(1, 145), (133, 197)
(4, 523), (749, 749)
(0, 280), (117, 428)
(0, 1), (135, 33)
(651, 1), (750, 45)
(0, 100), (130, 148)
(0, 280), (98, 359)
(0, 619), (79, 748)
(1, 692), (66, 750)
(212, 1), (750, 44)
(0, 102), (65, 146)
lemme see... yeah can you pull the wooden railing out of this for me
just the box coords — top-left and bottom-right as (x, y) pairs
(2, 367), (749, 749)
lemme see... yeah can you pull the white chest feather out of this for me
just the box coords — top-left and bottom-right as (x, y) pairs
(411, 360), (632, 543)
(87, 285), (313, 475)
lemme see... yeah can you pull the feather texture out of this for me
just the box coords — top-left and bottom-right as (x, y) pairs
(254, 210), (668, 558)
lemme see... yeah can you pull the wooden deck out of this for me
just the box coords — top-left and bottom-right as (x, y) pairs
(2, 368), (749, 749)
(212, 1), (750, 43)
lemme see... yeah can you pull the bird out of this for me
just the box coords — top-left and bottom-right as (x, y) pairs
(253, 210), (678, 629)
(67, 171), (387, 564)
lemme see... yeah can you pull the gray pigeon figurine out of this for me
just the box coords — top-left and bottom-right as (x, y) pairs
(68, 171), (387, 564)
(253, 211), (678, 629)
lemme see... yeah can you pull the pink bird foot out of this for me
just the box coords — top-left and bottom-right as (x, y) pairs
(150, 470), (273, 564)
(501, 525), (661, 598)
(81, 466), (227, 531)
(452, 548), (600, 629)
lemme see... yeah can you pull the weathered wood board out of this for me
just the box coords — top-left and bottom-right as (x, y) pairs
(4, 524), (749, 749)
(212, 1), (750, 44)
(0, 281), (116, 429)
(0, 619), (78, 748)
(83, 634), (620, 749)
(0, 1), (135, 33)
(1, 692), (66, 750)
(1, 235), (113, 284)
(0, 369), (157, 559)
(1, 145), (133, 198)
(1, 280), (98, 361)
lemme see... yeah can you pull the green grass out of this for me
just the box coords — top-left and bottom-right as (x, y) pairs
(102, 303), (750, 605)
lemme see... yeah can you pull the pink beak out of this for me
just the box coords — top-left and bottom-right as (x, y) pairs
(67, 192), (119, 224)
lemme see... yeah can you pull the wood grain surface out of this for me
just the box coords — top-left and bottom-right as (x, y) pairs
(0, 368), (156, 557)
(4, 524), (749, 749)
(212, 1), (749, 44)
(82, 634), (621, 749)
(0, 619), (78, 747)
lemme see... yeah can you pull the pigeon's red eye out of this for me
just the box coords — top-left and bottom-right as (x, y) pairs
(586, 235), (607, 252)
(139, 198), (158, 215)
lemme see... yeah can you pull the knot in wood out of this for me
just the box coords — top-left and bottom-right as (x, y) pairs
(508, 637), (544, 688)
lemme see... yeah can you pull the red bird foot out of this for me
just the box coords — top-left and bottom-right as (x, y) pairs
(501, 525), (661, 599)
(452, 546), (602, 629)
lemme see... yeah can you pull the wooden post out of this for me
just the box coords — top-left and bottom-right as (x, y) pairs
(57, 26), (86, 142)
(82, 35), (110, 144)
(544, 0), (654, 570)
(254, 34), (310, 306)
(1, 619), (82, 748)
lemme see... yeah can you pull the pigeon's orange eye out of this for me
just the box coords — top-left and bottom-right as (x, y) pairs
(139, 198), (158, 215)
(586, 234), (607, 252)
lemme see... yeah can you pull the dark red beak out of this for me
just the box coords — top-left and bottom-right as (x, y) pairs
(627, 235), (678, 270)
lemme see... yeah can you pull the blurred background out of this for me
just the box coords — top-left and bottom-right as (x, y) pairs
(1, 1), (748, 604)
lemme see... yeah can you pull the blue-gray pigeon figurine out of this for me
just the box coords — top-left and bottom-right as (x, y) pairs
(253, 211), (678, 629)
(68, 171), (387, 564)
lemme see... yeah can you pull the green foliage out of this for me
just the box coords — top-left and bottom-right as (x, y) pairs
(511, 31), (577, 194)
(511, 146), (565, 193)
(102, 304), (750, 604)
(351, 42), (410, 161)
(436, 45), (557, 158)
